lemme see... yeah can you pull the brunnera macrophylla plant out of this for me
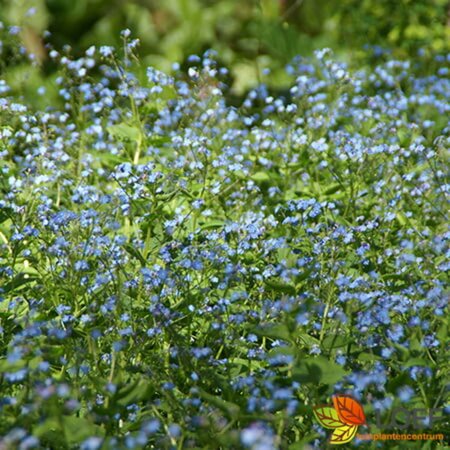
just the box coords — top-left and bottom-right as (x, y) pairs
(0, 28), (449, 450)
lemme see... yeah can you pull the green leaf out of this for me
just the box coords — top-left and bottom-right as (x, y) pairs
(396, 213), (407, 226)
(124, 244), (147, 266)
(90, 149), (126, 165)
(200, 219), (226, 230)
(251, 171), (271, 183)
(356, 351), (381, 362)
(321, 334), (351, 349)
(1, 273), (38, 294)
(295, 266), (314, 284)
(33, 418), (65, 447)
(322, 182), (342, 196)
(147, 134), (171, 147)
(436, 322), (448, 343)
(387, 372), (411, 393)
(402, 357), (429, 368)
(34, 416), (104, 446)
(0, 209), (11, 224)
(254, 324), (292, 342)
(288, 433), (321, 450)
(295, 332), (320, 348)
(267, 345), (296, 364)
(199, 390), (240, 418)
(62, 416), (104, 445)
(0, 357), (26, 372)
(264, 279), (296, 295)
(116, 378), (154, 405)
(293, 356), (348, 385)
(108, 123), (141, 142)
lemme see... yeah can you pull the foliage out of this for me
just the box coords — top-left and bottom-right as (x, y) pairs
(0, 0), (449, 77)
(0, 26), (449, 450)
(338, 0), (450, 53)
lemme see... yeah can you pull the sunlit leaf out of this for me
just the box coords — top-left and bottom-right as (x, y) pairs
(107, 123), (140, 142)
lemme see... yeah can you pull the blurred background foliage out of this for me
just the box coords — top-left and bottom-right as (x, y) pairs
(0, 0), (449, 96)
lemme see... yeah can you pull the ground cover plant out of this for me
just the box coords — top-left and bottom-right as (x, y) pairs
(0, 28), (449, 449)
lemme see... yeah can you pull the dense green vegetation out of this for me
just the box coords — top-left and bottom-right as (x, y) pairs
(0, 2), (449, 449)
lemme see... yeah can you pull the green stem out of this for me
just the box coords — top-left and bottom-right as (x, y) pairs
(319, 300), (331, 344)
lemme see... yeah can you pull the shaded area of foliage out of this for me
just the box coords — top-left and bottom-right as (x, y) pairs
(1, 0), (449, 69)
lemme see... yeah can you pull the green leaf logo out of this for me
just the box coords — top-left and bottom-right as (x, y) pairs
(313, 406), (345, 429)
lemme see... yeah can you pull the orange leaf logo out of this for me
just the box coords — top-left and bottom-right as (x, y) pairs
(332, 395), (366, 426)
